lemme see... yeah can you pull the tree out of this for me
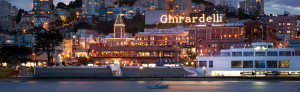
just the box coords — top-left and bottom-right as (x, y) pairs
(49, 19), (64, 28)
(16, 9), (28, 24)
(76, 57), (93, 66)
(68, 0), (82, 9)
(123, 13), (145, 34)
(67, 11), (78, 22)
(0, 46), (32, 66)
(56, 2), (68, 9)
(34, 30), (63, 66)
(192, 0), (214, 6)
(186, 51), (197, 62)
(50, 4), (55, 10)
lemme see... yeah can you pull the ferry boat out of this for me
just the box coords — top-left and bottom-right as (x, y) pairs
(196, 42), (300, 76)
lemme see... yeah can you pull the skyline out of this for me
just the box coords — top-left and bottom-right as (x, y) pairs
(6, 0), (300, 15)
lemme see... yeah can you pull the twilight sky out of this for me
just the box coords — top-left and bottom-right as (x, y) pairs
(7, 0), (300, 15)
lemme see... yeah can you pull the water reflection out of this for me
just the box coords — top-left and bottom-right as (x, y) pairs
(0, 81), (300, 92)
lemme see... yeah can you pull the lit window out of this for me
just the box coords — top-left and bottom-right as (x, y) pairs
(287, 31), (291, 33)
(287, 23), (291, 26)
(269, 19), (273, 22)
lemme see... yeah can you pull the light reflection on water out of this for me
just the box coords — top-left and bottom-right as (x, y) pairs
(0, 81), (300, 92)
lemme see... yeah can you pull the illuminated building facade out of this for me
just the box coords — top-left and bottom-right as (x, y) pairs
(239, 0), (264, 16)
(33, 0), (54, 16)
(174, 0), (192, 14)
(189, 21), (277, 56)
(205, 0), (238, 9)
(135, 28), (189, 46)
(114, 14), (125, 38)
(0, 0), (18, 31)
(89, 45), (181, 66)
(105, 14), (135, 46)
(269, 15), (298, 39)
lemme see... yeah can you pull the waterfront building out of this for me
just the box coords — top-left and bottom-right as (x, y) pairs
(239, 0), (264, 16)
(205, 0), (238, 9)
(269, 15), (298, 39)
(189, 21), (277, 56)
(89, 45), (181, 66)
(33, 0), (54, 16)
(197, 42), (300, 76)
(135, 28), (189, 46)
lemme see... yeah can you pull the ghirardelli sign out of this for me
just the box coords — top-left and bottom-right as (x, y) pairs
(160, 14), (223, 23)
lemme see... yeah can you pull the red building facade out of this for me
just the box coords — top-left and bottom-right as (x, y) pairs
(189, 21), (277, 56)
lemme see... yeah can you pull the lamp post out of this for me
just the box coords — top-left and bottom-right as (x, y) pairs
(203, 67), (206, 77)
(140, 66), (143, 77)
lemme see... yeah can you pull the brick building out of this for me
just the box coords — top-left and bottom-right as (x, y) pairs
(135, 28), (189, 46)
(269, 15), (298, 39)
(189, 21), (277, 56)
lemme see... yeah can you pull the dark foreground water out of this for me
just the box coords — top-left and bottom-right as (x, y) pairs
(1, 81), (300, 92)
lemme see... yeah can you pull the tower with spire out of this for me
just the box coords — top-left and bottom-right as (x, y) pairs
(114, 14), (125, 38)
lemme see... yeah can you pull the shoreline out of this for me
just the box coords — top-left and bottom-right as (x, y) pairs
(1, 77), (300, 81)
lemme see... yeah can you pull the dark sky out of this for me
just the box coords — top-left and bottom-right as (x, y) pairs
(7, 0), (300, 15)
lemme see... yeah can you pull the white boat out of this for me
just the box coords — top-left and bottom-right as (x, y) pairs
(197, 42), (300, 76)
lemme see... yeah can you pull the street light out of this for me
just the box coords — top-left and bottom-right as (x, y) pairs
(140, 66), (143, 77)
(203, 67), (206, 77)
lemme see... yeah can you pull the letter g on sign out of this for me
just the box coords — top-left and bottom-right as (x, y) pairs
(160, 15), (168, 23)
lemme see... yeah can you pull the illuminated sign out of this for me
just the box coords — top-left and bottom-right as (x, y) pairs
(160, 14), (223, 23)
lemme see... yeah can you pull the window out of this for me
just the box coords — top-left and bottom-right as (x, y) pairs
(199, 61), (207, 68)
(267, 51), (277, 56)
(269, 19), (273, 22)
(221, 52), (230, 56)
(267, 61), (277, 68)
(231, 61), (242, 68)
(279, 60), (289, 68)
(279, 51), (291, 56)
(244, 52), (254, 56)
(255, 60), (265, 68)
(255, 51), (266, 56)
(209, 61), (213, 68)
(232, 52), (242, 56)
(243, 61), (253, 68)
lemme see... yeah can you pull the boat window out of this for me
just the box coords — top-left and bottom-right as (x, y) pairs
(255, 60), (265, 68)
(209, 61), (213, 68)
(255, 51), (266, 56)
(279, 51), (291, 56)
(244, 52), (254, 56)
(231, 61), (242, 68)
(199, 61), (207, 68)
(296, 51), (300, 56)
(267, 51), (277, 56)
(221, 52), (230, 56)
(232, 52), (242, 56)
(267, 61), (277, 68)
(243, 61), (253, 68)
(279, 60), (289, 68)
